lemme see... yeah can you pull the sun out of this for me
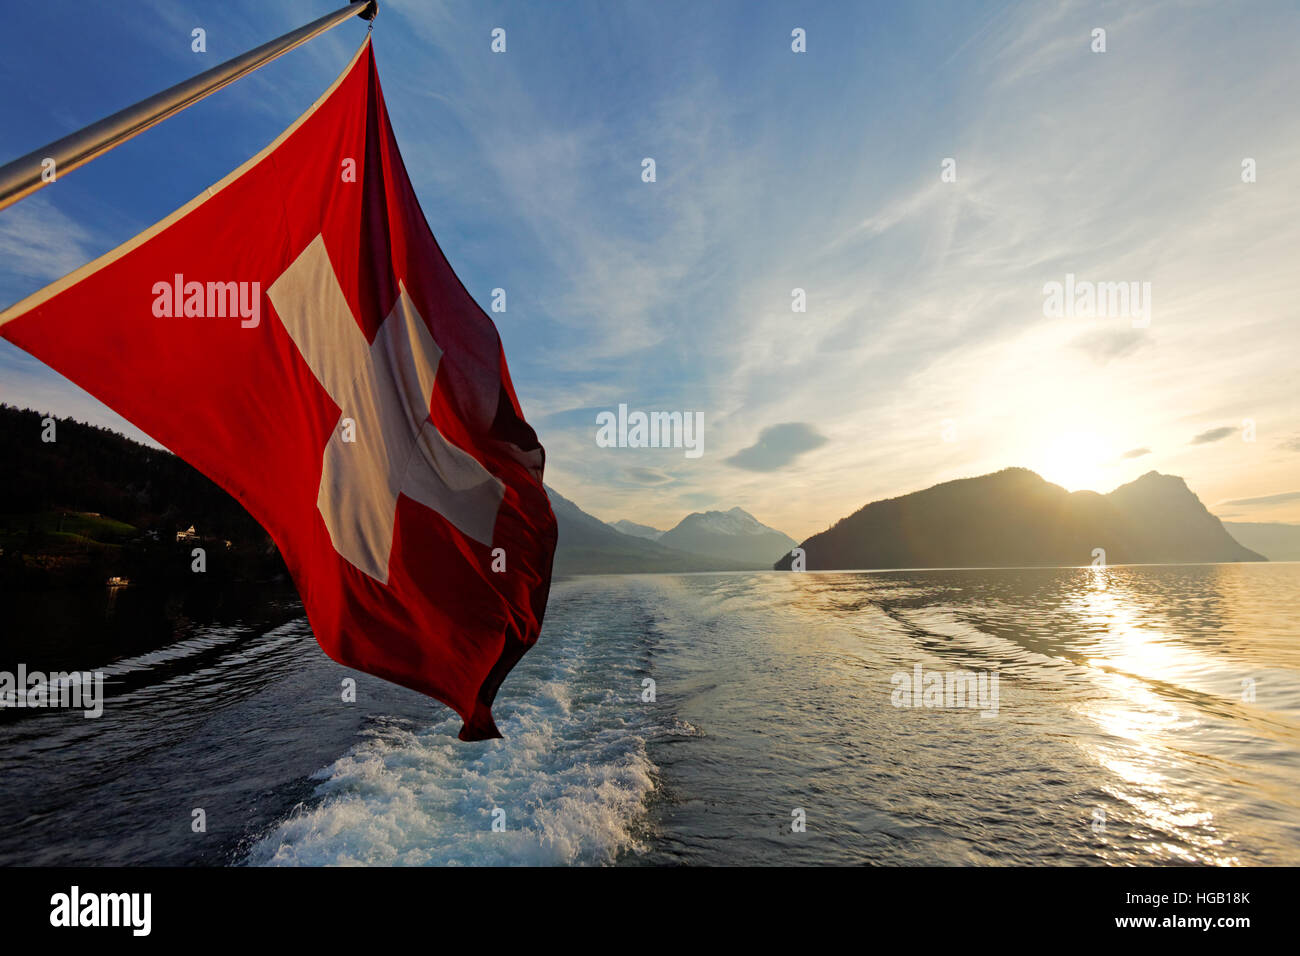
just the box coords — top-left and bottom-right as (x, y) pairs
(1033, 430), (1110, 493)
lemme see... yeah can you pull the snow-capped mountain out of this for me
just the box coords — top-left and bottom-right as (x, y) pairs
(659, 507), (798, 567)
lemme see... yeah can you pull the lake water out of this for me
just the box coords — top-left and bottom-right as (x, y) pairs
(2, 564), (1297, 865)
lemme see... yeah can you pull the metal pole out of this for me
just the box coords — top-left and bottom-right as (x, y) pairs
(0, 1), (377, 212)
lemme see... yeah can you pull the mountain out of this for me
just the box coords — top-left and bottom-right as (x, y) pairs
(546, 487), (760, 574)
(0, 403), (285, 588)
(607, 519), (664, 541)
(659, 507), (798, 567)
(775, 468), (1265, 570)
(1222, 522), (1300, 561)
(0, 403), (756, 581)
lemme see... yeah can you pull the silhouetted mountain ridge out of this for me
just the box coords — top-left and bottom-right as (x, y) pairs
(775, 468), (1264, 570)
(0, 403), (284, 588)
(546, 487), (764, 573)
(1221, 521), (1300, 561)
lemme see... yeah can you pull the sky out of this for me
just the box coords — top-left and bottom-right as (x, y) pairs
(0, 0), (1297, 540)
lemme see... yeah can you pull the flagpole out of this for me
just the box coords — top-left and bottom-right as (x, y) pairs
(0, 1), (377, 213)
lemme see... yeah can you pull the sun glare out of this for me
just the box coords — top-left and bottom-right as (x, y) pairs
(1033, 430), (1110, 492)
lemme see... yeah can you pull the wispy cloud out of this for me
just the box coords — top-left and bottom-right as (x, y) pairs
(1072, 328), (1150, 365)
(622, 466), (674, 486)
(1192, 426), (1237, 445)
(1220, 491), (1300, 507)
(0, 197), (99, 300)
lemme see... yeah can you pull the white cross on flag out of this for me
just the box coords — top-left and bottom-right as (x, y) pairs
(0, 40), (557, 740)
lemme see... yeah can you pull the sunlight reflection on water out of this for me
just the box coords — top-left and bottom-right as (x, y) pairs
(636, 563), (1300, 865)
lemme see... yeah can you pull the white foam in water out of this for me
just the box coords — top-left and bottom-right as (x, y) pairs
(247, 708), (655, 867)
(246, 582), (662, 867)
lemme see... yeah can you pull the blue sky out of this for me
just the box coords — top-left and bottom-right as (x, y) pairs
(1, 0), (1297, 538)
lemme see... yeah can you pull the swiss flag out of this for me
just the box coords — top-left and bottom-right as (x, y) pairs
(0, 40), (557, 740)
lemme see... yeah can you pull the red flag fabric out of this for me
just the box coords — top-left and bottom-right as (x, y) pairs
(0, 39), (557, 740)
